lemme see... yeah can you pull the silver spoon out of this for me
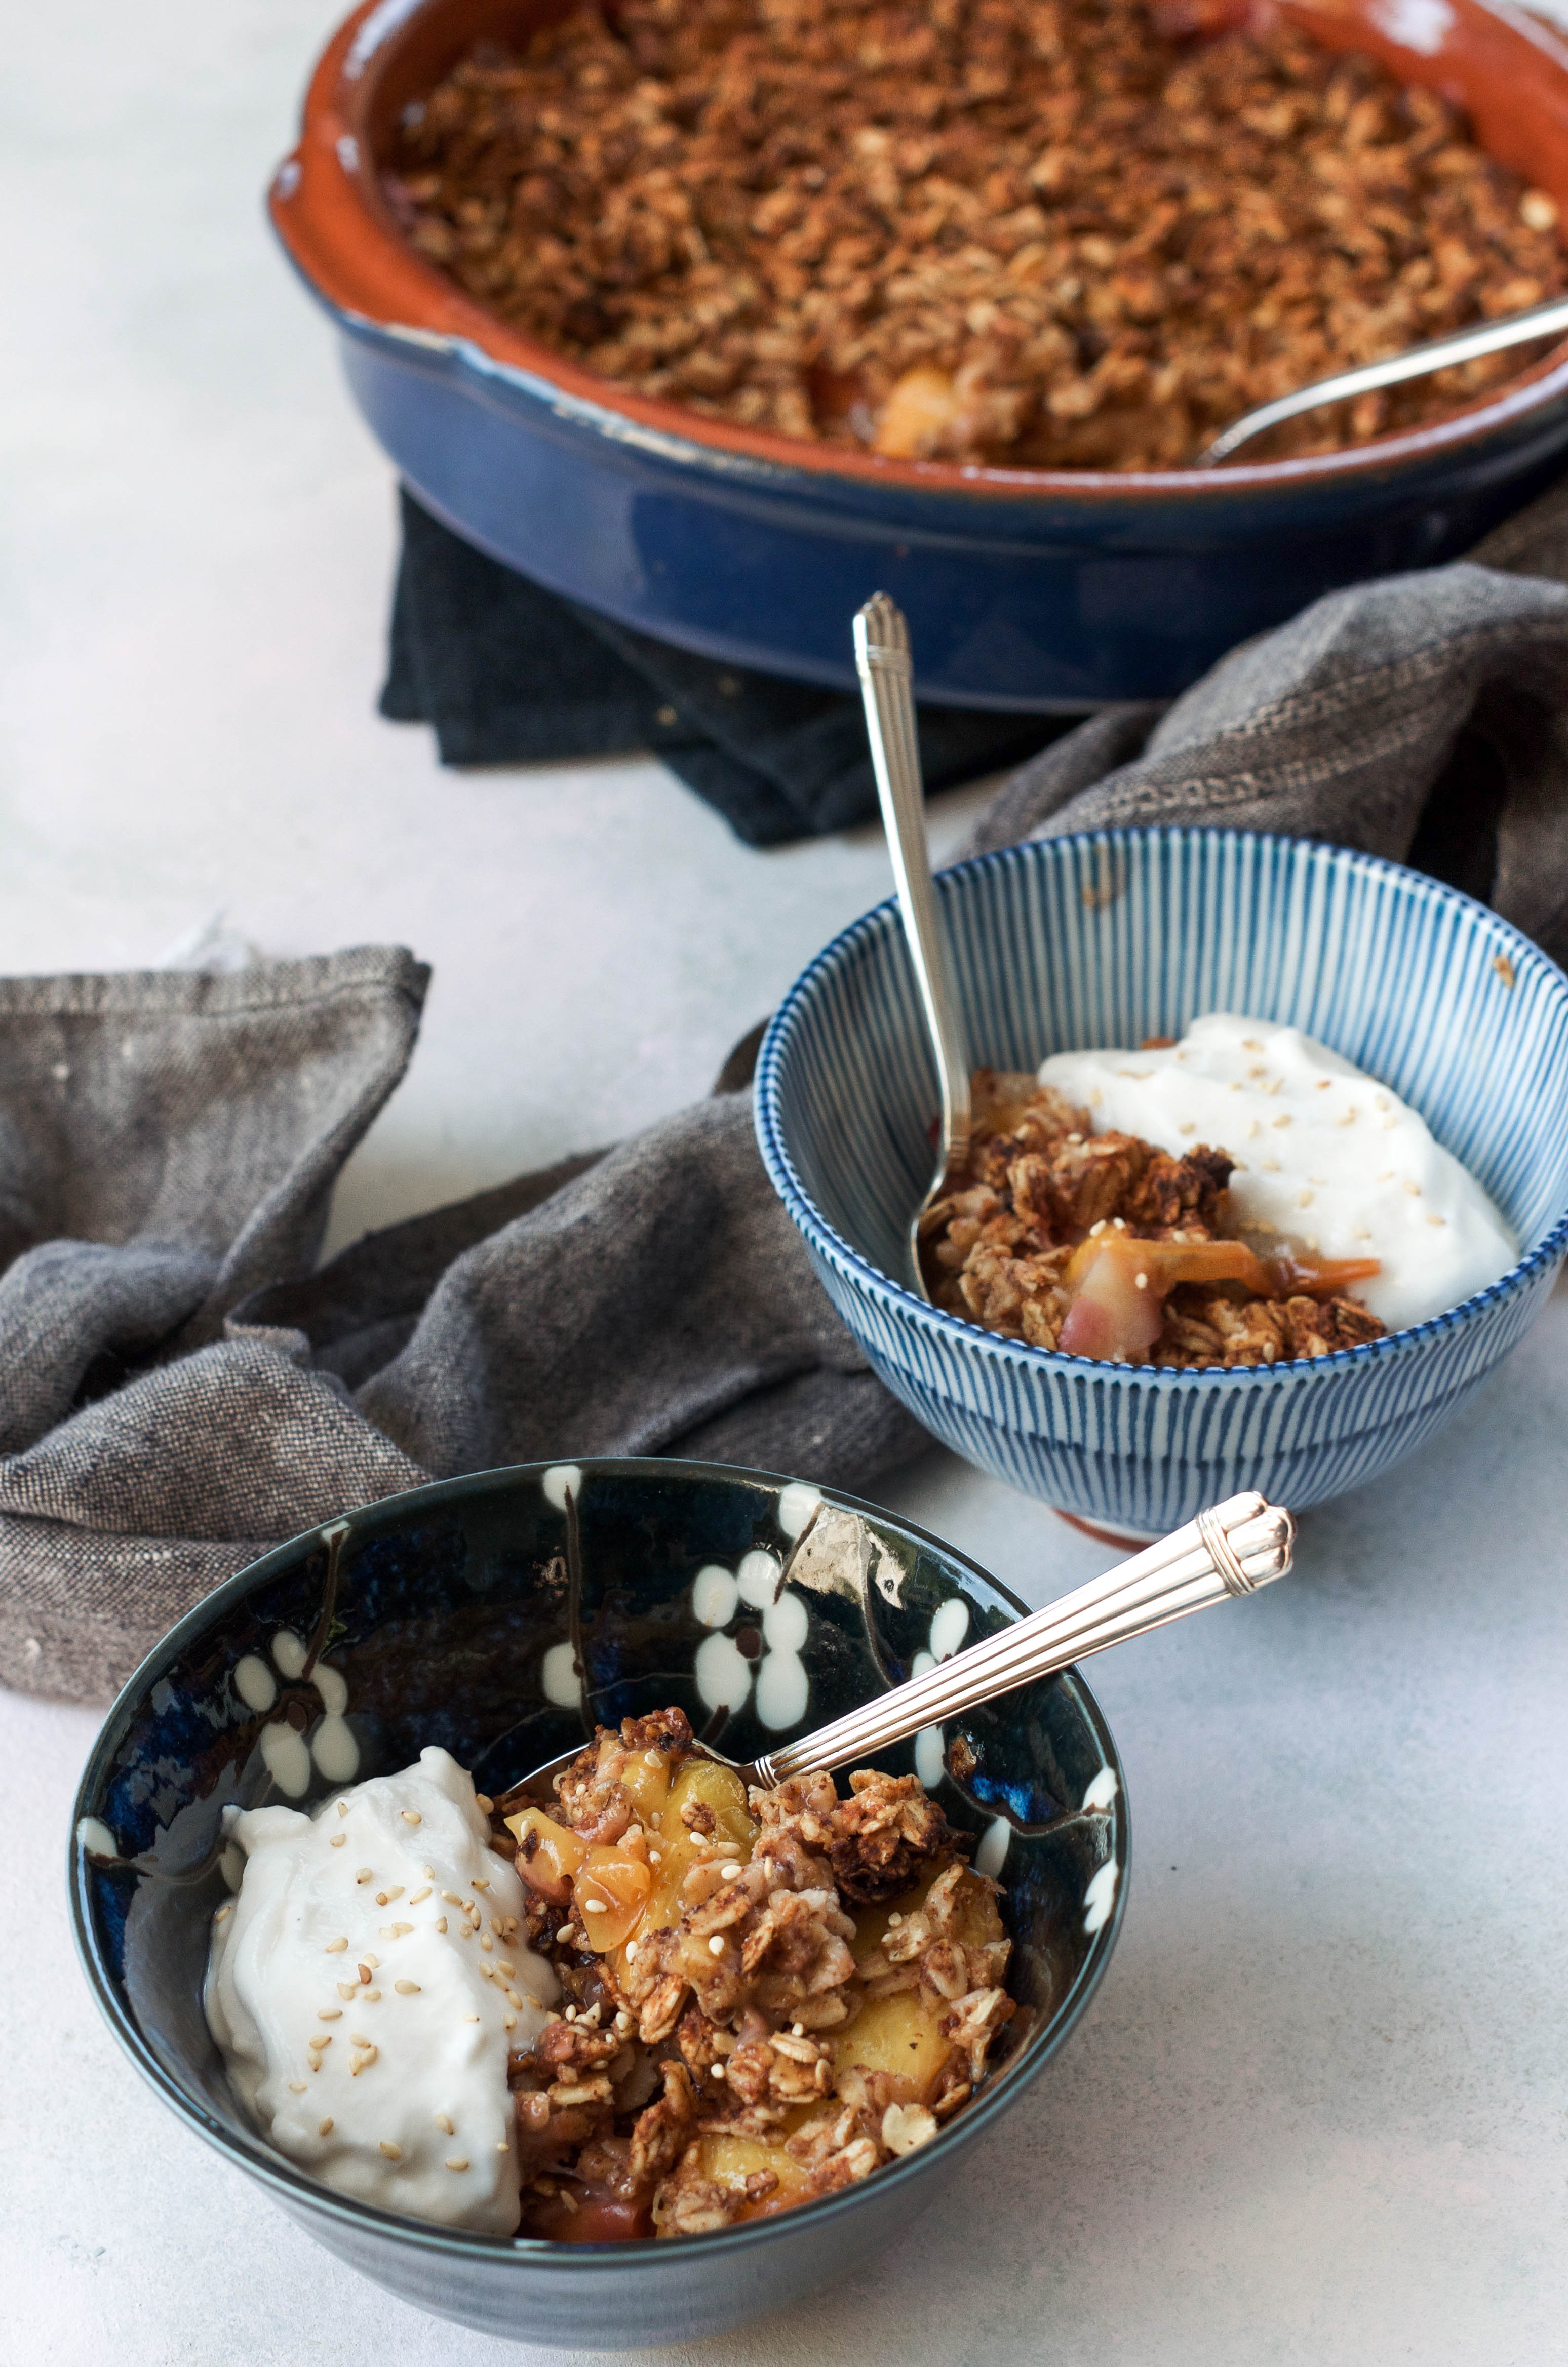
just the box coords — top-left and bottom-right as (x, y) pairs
(495, 1490), (1294, 1809)
(1197, 288), (1568, 466)
(852, 592), (971, 1303)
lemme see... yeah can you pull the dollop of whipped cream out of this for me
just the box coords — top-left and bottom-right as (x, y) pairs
(205, 1747), (556, 2234)
(1038, 1014), (1515, 1331)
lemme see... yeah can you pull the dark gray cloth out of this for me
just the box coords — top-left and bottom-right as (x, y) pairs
(8, 478), (1568, 1703)
(961, 485), (1568, 965)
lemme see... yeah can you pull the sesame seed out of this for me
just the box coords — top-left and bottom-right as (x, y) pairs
(446, 2157), (470, 2172)
(288, 2082), (307, 2094)
(214, 1904), (231, 1923)
(479, 1962), (495, 1982)
(356, 1869), (373, 1884)
(1272, 1114), (1292, 1129)
(463, 2014), (481, 2023)
(614, 2010), (632, 2032)
(624, 1941), (638, 1961)
(498, 1958), (516, 1977)
(308, 2034), (331, 2050)
(1088, 1219), (1105, 1237)
(350, 2046), (378, 2073)
(1113, 1217), (1126, 1230)
(379, 2140), (402, 2159)
(364, 1987), (382, 2001)
(350, 2030), (373, 2044)
(1427, 1213), (1446, 1227)
(648, 1850), (662, 1865)
(422, 1865), (435, 1878)
(582, 1900), (606, 1914)
(708, 1936), (725, 1956)
(326, 1937), (348, 1953)
(565, 2006), (577, 2022)
(318, 2008), (342, 2021)
(374, 1886), (405, 1906)
(409, 1887), (432, 1905)
(481, 1932), (494, 1948)
(504, 2012), (517, 2030)
(402, 1811), (421, 1826)
(443, 1891), (462, 1905)
(888, 1913), (903, 1927)
(792, 2023), (805, 2037)
(711, 2061), (727, 2079)
(435, 1917), (448, 1935)
(476, 1794), (494, 1813)
(363, 1952), (379, 1967)
(557, 1928), (578, 1948)
(1133, 1272), (1148, 1291)
(1404, 1180), (1421, 1197)
(380, 1922), (414, 1939)
(506, 1989), (523, 2008)
(472, 1876), (489, 1891)
(337, 1981), (359, 2000)
(496, 2141), (510, 2153)
(395, 1980), (420, 1995)
(337, 1800), (350, 1817)
(1297, 1191), (1313, 1208)
(319, 2117), (334, 2136)
(358, 1963), (371, 1982)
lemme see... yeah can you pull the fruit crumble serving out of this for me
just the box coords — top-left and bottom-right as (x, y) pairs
(922, 1065), (1388, 1365)
(384, 0), (1566, 469)
(489, 1707), (1015, 2239)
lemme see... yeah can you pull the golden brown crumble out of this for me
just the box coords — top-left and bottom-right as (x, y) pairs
(385, 0), (1566, 469)
(491, 1715), (1015, 2241)
(923, 1067), (1387, 1364)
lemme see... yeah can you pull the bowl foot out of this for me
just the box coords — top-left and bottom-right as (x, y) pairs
(1052, 1507), (1159, 1551)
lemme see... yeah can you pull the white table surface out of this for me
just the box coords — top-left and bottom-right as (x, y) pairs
(5, 4), (1568, 2361)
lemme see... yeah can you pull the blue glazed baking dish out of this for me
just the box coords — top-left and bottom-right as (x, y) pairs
(268, 0), (1568, 707)
(71, 1459), (1128, 2349)
(754, 828), (1568, 1533)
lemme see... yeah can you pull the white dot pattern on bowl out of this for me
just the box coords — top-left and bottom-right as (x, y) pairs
(541, 1464), (582, 1512)
(975, 1818), (1009, 1878)
(1082, 1768), (1119, 1812)
(694, 1630), (752, 1714)
(913, 1726), (945, 1789)
(776, 1482), (821, 1538)
(541, 1641), (582, 1708)
(233, 1655), (277, 1714)
(692, 1565), (739, 1628)
(1082, 1859), (1119, 1933)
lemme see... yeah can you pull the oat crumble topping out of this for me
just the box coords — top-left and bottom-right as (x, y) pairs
(385, 0), (1566, 468)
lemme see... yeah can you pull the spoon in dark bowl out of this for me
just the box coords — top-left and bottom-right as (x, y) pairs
(494, 1490), (1294, 1813)
(852, 591), (970, 1304)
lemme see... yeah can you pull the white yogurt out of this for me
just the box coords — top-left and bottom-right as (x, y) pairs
(1038, 1014), (1515, 1331)
(205, 1747), (556, 2235)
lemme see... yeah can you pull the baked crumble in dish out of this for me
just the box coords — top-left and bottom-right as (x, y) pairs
(383, 0), (1567, 469)
(488, 1707), (1016, 2240)
(922, 1067), (1387, 1365)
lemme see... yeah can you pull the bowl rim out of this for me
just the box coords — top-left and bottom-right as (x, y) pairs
(269, 0), (1568, 508)
(754, 824), (1568, 1386)
(69, 1454), (1130, 2275)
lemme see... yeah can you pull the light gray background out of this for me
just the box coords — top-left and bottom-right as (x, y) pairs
(5, 4), (1568, 2360)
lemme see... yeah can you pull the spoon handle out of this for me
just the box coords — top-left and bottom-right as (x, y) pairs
(853, 595), (971, 1228)
(755, 1491), (1295, 1788)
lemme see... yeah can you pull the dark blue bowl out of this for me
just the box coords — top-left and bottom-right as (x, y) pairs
(268, 0), (1568, 708)
(70, 1459), (1128, 2350)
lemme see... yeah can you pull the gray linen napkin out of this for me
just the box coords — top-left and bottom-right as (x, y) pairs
(7, 480), (1568, 1703)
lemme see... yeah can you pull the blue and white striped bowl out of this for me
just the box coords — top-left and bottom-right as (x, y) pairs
(755, 829), (1568, 1535)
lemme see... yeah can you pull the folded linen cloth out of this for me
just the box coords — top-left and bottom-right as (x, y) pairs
(379, 488), (1077, 845)
(6, 479), (1568, 1703)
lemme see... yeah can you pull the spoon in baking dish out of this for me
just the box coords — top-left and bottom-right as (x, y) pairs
(852, 591), (970, 1304)
(496, 1489), (1295, 1808)
(1198, 287), (1568, 465)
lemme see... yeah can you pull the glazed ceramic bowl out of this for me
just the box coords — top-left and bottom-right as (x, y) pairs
(70, 1459), (1128, 2350)
(754, 828), (1568, 1535)
(268, 0), (1568, 706)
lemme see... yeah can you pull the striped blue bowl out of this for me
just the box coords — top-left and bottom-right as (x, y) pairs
(755, 829), (1568, 1535)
